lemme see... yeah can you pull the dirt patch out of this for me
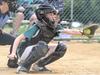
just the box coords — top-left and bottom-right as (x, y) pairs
(0, 42), (100, 75)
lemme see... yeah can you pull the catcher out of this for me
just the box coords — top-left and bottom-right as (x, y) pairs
(7, 4), (99, 73)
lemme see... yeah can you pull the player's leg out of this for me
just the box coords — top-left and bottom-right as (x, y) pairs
(33, 42), (67, 71)
(16, 41), (49, 73)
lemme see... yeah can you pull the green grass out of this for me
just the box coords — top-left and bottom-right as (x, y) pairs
(3, 24), (29, 35)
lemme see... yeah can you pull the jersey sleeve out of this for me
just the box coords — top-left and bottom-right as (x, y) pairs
(24, 25), (40, 40)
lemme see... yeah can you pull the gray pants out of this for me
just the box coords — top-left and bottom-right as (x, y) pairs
(36, 42), (67, 67)
(17, 41), (49, 70)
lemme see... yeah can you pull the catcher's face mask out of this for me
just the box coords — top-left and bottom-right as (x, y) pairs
(45, 11), (60, 27)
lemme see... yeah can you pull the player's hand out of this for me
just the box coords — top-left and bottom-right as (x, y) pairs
(8, 53), (17, 60)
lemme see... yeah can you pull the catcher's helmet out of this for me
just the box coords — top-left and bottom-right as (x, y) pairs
(35, 4), (58, 29)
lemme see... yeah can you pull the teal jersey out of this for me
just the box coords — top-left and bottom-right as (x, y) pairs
(23, 24), (63, 40)
(24, 24), (40, 40)
(19, 23), (63, 49)
(18, 24), (39, 48)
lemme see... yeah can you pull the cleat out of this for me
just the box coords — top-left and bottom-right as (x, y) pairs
(32, 64), (52, 72)
(16, 66), (28, 74)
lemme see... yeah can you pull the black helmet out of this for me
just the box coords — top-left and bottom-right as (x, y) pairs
(35, 4), (58, 29)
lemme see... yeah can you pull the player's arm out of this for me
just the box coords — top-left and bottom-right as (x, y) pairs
(58, 24), (99, 38)
(8, 34), (25, 59)
(8, 25), (40, 59)
(58, 28), (82, 35)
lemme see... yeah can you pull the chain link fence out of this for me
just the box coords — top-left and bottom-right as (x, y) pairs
(5, 0), (100, 41)
(62, 0), (100, 25)
(9, 0), (100, 26)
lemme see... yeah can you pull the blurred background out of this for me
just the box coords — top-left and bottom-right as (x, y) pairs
(4, 0), (100, 42)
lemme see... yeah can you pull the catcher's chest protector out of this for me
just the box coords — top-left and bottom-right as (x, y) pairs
(18, 22), (58, 53)
(28, 22), (58, 45)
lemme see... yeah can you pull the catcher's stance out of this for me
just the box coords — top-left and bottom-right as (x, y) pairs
(7, 4), (99, 73)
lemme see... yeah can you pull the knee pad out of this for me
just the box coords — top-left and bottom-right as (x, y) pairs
(18, 41), (49, 68)
(37, 42), (67, 67)
(21, 41), (48, 62)
(54, 42), (67, 57)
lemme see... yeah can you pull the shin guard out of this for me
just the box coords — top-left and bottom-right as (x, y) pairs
(37, 42), (67, 67)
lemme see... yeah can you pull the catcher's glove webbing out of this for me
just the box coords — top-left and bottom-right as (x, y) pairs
(82, 24), (99, 38)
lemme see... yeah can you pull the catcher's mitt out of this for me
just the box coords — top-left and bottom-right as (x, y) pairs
(82, 24), (99, 38)
(7, 58), (18, 68)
